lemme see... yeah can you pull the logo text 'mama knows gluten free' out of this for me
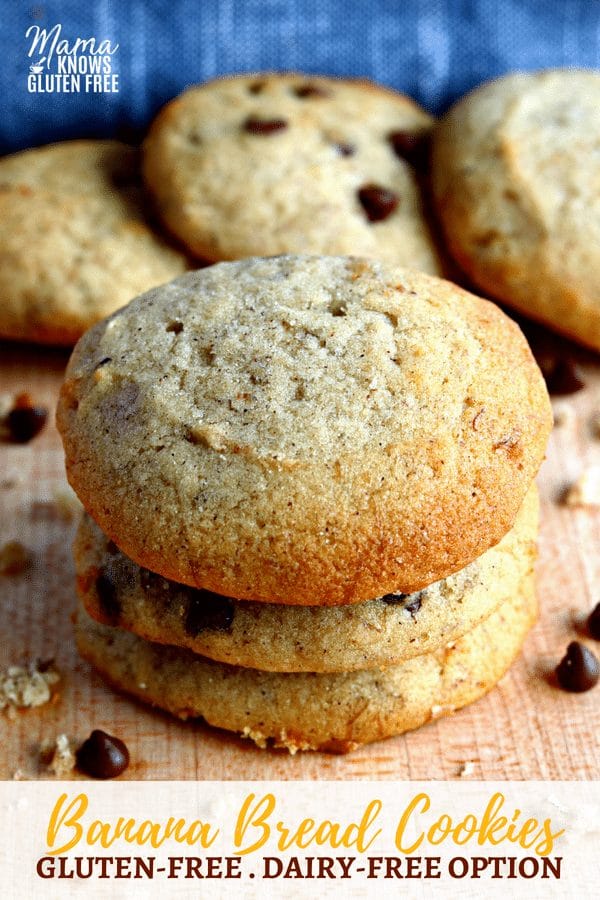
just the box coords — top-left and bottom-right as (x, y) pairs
(26, 23), (119, 94)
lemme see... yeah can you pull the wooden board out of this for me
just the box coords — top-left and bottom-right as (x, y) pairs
(1, 337), (599, 781)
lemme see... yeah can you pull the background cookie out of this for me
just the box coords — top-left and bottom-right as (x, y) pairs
(76, 484), (538, 672)
(143, 73), (440, 273)
(431, 69), (600, 351)
(57, 255), (551, 604)
(0, 140), (188, 345)
(75, 577), (537, 753)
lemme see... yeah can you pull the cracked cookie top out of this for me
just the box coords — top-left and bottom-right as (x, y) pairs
(57, 255), (551, 604)
(431, 69), (600, 351)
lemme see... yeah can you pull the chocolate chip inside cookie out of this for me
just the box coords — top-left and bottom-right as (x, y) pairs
(358, 185), (399, 221)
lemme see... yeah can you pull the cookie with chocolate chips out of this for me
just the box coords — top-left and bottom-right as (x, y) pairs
(57, 255), (551, 605)
(142, 73), (440, 273)
(74, 576), (538, 752)
(74, 485), (538, 672)
(0, 140), (188, 345)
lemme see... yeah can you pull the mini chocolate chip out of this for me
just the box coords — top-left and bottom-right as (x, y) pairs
(556, 641), (600, 692)
(294, 83), (329, 98)
(166, 320), (184, 334)
(94, 356), (112, 369)
(388, 129), (429, 168)
(335, 142), (355, 157)
(36, 657), (55, 673)
(248, 81), (265, 94)
(7, 406), (48, 443)
(382, 592), (409, 604)
(185, 590), (235, 636)
(244, 116), (288, 135)
(95, 572), (121, 623)
(588, 603), (600, 640)
(543, 358), (585, 396)
(382, 591), (422, 618)
(110, 158), (143, 189)
(404, 595), (422, 618)
(358, 184), (399, 222)
(76, 729), (129, 779)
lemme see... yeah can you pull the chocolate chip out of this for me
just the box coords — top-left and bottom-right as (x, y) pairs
(335, 142), (355, 157)
(110, 151), (143, 190)
(358, 185), (399, 222)
(185, 590), (235, 636)
(556, 641), (600, 692)
(36, 657), (55, 673)
(543, 358), (585, 396)
(382, 592), (409, 604)
(166, 321), (184, 334)
(76, 729), (129, 779)
(95, 572), (121, 623)
(382, 591), (422, 618)
(6, 405), (48, 443)
(248, 81), (265, 94)
(388, 129), (429, 168)
(404, 595), (422, 618)
(588, 603), (600, 640)
(294, 83), (329, 98)
(243, 116), (288, 135)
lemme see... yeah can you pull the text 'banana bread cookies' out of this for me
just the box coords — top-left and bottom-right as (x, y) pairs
(57, 254), (552, 752)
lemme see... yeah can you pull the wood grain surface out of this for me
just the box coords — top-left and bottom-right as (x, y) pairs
(1, 337), (599, 781)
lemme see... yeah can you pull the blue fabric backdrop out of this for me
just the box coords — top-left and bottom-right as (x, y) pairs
(2, 0), (600, 153)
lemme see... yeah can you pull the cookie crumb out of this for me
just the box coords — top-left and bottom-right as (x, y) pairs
(0, 660), (60, 711)
(458, 760), (475, 777)
(40, 734), (76, 777)
(241, 725), (268, 749)
(0, 540), (31, 574)
(430, 703), (454, 720)
(52, 485), (83, 521)
(553, 402), (575, 429)
(0, 470), (23, 490)
(564, 467), (600, 507)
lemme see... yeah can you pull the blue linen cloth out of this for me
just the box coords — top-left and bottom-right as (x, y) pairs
(2, 0), (599, 153)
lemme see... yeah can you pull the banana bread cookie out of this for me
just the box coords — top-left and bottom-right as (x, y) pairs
(431, 69), (600, 350)
(0, 140), (188, 345)
(57, 255), (551, 604)
(143, 73), (440, 273)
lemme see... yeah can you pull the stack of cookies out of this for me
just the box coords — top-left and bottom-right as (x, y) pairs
(57, 255), (551, 752)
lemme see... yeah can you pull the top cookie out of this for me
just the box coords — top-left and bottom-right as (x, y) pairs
(57, 255), (551, 605)
(431, 69), (600, 351)
(143, 73), (440, 274)
(0, 140), (188, 345)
